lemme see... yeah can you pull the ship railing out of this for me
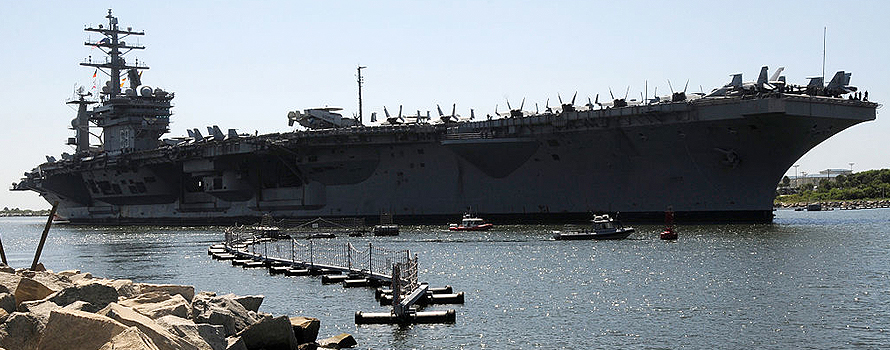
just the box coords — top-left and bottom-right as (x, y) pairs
(444, 132), (488, 140)
(227, 232), (415, 282)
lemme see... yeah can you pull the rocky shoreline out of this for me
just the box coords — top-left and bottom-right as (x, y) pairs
(0, 263), (356, 350)
(774, 199), (890, 210)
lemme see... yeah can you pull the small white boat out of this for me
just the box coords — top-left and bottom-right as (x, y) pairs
(553, 214), (633, 240)
(448, 214), (493, 231)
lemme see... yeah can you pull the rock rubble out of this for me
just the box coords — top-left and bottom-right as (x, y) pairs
(0, 264), (353, 350)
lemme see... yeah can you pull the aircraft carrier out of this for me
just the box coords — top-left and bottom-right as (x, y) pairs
(11, 11), (879, 224)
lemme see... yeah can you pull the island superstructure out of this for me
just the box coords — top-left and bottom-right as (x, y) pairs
(11, 10), (878, 224)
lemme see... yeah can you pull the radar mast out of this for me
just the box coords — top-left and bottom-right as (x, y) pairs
(76, 9), (173, 155)
(81, 9), (148, 98)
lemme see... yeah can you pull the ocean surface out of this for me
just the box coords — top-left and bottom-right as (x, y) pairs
(1, 209), (888, 349)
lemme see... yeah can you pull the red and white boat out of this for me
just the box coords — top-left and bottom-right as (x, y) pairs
(448, 214), (493, 231)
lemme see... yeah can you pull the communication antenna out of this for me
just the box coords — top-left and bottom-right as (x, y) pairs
(357, 65), (366, 125)
(822, 27), (826, 83)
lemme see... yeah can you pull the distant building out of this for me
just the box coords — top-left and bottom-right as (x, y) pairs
(789, 168), (852, 188)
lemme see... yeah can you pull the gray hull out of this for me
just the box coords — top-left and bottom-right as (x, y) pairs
(22, 95), (876, 224)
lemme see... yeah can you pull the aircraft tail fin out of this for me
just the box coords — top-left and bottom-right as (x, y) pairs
(769, 67), (785, 82)
(756, 66), (769, 86)
(729, 74), (743, 88)
(807, 77), (824, 88)
(826, 70), (846, 89)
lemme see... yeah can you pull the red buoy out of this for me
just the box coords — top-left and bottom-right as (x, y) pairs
(660, 208), (678, 240)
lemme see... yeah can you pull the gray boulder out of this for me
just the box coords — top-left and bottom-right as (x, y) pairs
(15, 300), (60, 325)
(0, 292), (15, 314)
(68, 272), (94, 285)
(99, 302), (198, 350)
(14, 277), (57, 306)
(221, 293), (263, 313)
(156, 315), (226, 350)
(317, 333), (357, 349)
(226, 337), (247, 350)
(297, 343), (318, 350)
(47, 281), (119, 312)
(290, 316), (320, 344)
(97, 326), (160, 350)
(62, 300), (95, 312)
(37, 308), (129, 350)
(236, 315), (298, 350)
(192, 293), (257, 336)
(57, 269), (81, 278)
(27, 270), (73, 291)
(0, 312), (43, 350)
(94, 278), (137, 298)
(137, 283), (196, 302)
(0, 274), (18, 298)
(119, 291), (191, 319)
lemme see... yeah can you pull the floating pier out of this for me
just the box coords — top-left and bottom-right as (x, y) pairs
(377, 291), (465, 306)
(211, 230), (462, 324)
(355, 310), (456, 324)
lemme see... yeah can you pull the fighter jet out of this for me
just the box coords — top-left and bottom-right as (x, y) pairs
(706, 66), (786, 97)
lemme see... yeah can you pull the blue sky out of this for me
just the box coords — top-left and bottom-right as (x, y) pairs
(2, 1), (888, 209)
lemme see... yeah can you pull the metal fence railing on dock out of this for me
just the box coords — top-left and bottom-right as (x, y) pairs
(217, 226), (459, 325)
(224, 226), (416, 284)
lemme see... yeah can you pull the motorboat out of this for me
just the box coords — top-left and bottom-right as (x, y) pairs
(553, 214), (633, 240)
(448, 214), (493, 231)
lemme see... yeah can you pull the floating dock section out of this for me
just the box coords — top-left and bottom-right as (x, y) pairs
(210, 228), (463, 324)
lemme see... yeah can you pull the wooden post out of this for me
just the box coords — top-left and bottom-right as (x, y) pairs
(391, 263), (402, 316)
(0, 232), (8, 265)
(31, 201), (59, 270)
(347, 243), (352, 271)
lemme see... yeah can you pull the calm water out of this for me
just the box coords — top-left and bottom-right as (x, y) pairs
(1, 209), (888, 349)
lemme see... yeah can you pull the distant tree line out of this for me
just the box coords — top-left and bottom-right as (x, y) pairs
(777, 169), (890, 203)
(0, 207), (51, 217)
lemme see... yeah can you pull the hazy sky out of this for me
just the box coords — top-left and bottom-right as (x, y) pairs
(2, 1), (888, 209)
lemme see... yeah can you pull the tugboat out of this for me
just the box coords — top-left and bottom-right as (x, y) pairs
(553, 214), (634, 240)
(448, 213), (493, 231)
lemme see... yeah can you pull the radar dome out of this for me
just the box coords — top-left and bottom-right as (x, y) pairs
(140, 86), (153, 96)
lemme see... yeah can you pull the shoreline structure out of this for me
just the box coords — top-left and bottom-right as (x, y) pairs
(0, 264), (356, 350)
